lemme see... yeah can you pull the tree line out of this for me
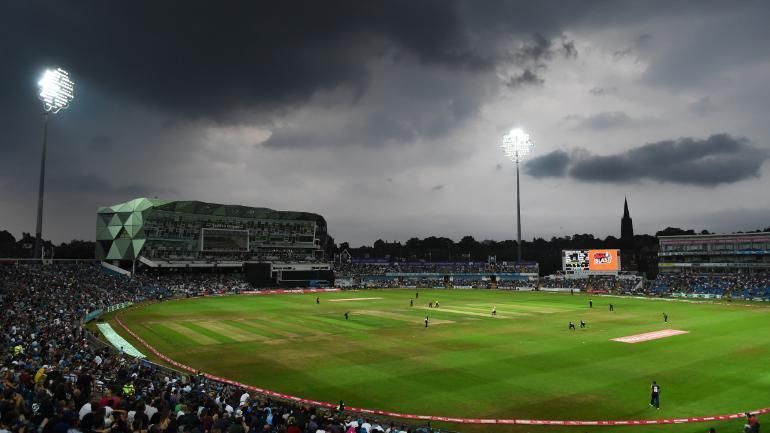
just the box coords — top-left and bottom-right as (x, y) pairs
(336, 226), (770, 277)
(3, 225), (768, 278)
(0, 231), (94, 259)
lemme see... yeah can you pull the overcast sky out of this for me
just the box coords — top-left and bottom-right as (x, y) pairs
(1, 1), (769, 246)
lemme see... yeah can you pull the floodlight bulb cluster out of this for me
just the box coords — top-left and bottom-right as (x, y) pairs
(501, 128), (534, 162)
(38, 68), (75, 113)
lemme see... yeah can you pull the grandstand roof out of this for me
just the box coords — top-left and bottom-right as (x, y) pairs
(658, 232), (770, 240)
(98, 198), (326, 223)
(96, 198), (328, 261)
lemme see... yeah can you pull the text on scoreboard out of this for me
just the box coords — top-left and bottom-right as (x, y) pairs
(562, 249), (620, 272)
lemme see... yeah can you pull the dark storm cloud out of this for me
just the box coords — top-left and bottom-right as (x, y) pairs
(564, 111), (644, 131)
(514, 34), (554, 64)
(47, 173), (175, 198)
(584, 112), (631, 129)
(505, 33), (578, 89)
(1, 0), (491, 120)
(524, 150), (570, 178)
(560, 39), (578, 59)
(507, 69), (545, 89)
(3, 0), (770, 244)
(639, 3), (770, 89)
(526, 134), (769, 186)
(431, 185), (445, 192)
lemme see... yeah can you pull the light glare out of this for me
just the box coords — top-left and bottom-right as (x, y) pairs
(38, 68), (75, 113)
(501, 128), (534, 162)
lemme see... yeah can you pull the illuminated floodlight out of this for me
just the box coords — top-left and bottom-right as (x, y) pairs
(38, 68), (75, 113)
(33, 67), (75, 260)
(500, 128), (534, 162)
(499, 127), (535, 263)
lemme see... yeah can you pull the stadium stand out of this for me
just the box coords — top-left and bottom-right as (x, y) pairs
(649, 272), (770, 299)
(539, 275), (636, 292)
(333, 261), (537, 289)
(0, 262), (448, 433)
(333, 261), (538, 277)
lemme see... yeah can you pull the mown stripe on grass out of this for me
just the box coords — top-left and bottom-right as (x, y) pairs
(222, 320), (286, 340)
(245, 318), (302, 338)
(198, 321), (267, 342)
(307, 314), (377, 331)
(180, 321), (239, 344)
(250, 316), (323, 338)
(495, 302), (578, 312)
(163, 323), (220, 345)
(353, 309), (428, 323)
(416, 306), (511, 319)
(454, 305), (532, 316)
(270, 315), (352, 336)
(344, 311), (417, 328)
(143, 323), (201, 348)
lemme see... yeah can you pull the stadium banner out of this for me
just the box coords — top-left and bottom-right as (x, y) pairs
(240, 288), (341, 295)
(83, 309), (103, 323)
(540, 287), (581, 292)
(672, 293), (722, 299)
(106, 302), (133, 313)
(115, 315), (770, 426)
(660, 262), (770, 268)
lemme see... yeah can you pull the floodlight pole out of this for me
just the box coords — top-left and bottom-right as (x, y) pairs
(516, 157), (522, 263)
(34, 112), (49, 260)
(501, 128), (532, 264)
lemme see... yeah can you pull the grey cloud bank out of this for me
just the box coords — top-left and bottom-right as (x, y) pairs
(1, 1), (769, 245)
(526, 135), (769, 186)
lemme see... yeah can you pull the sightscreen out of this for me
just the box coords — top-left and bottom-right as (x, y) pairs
(201, 228), (249, 252)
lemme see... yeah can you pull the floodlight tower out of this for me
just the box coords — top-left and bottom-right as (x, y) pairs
(500, 128), (534, 262)
(35, 68), (75, 259)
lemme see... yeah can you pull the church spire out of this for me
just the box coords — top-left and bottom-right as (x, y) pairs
(623, 196), (630, 219)
(621, 197), (634, 241)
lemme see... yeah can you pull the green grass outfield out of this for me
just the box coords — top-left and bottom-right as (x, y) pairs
(110, 290), (770, 433)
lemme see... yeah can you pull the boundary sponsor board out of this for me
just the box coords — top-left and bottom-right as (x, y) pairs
(240, 288), (340, 295)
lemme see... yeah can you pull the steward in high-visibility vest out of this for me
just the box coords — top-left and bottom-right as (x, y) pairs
(34, 367), (47, 384)
(122, 381), (135, 397)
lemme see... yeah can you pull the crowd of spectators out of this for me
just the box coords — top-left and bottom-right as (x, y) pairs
(650, 272), (770, 299)
(495, 280), (535, 290)
(616, 277), (643, 294)
(351, 277), (536, 290)
(333, 262), (538, 278)
(139, 272), (250, 298)
(5, 261), (766, 433)
(0, 263), (435, 433)
(539, 275), (632, 292)
(357, 279), (401, 289)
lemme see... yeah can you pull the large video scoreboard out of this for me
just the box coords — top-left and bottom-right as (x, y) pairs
(563, 249), (620, 274)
